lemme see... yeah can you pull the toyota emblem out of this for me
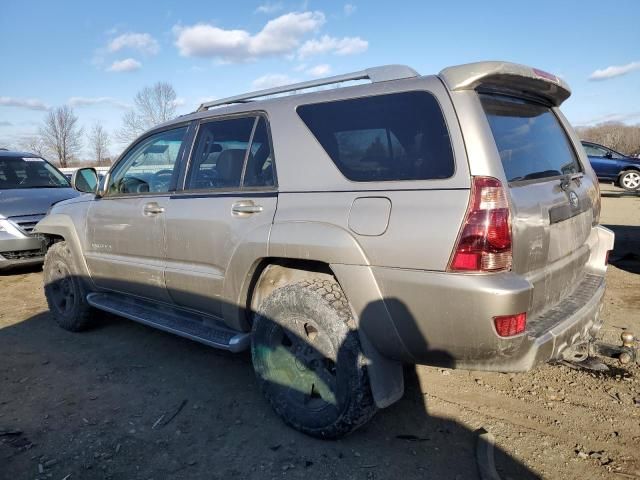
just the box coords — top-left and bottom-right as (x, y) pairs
(568, 191), (579, 208)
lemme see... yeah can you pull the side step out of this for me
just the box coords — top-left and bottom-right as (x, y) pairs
(86, 293), (251, 353)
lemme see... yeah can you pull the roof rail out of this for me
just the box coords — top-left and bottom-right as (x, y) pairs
(197, 64), (419, 112)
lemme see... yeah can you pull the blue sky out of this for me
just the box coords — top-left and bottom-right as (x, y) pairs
(1, 0), (639, 157)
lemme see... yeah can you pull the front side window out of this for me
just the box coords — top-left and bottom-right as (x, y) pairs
(108, 126), (188, 196)
(297, 91), (455, 182)
(0, 157), (69, 189)
(480, 94), (582, 182)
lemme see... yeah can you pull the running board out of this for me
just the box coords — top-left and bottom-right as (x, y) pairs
(86, 292), (251, 353)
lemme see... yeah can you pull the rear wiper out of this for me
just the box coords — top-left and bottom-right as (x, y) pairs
(509, 170), (562, 182)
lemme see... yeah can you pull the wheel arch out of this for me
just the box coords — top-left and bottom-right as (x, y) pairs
(34, 213), (92, 282)
(243, 257), (406, 409)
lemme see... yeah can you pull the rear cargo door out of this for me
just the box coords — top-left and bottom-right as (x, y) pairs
(479, 93), (597, 317)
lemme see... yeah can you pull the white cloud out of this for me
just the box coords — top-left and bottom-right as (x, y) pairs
(255, 2), (283, 14)
(298, 35), (368, 59)
(575, 111), (640, 126)
(172, 97), (186, 107)
(173, 11), (325, 62)
(252, 73), (296, 90)
(0, 121), (12, 127)
(107, 58), (142, 72)
(589, 61), (640, 81)
(344, 4), (357, 16)
(68, 96), (130, 109)
(307, 64), (331, 76)
(108, 32), (160, 55)
(0, 96), (49, 111)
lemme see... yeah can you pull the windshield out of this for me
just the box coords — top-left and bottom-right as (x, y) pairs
(480, 94), (582, 182)
(0, 157), (70, 189)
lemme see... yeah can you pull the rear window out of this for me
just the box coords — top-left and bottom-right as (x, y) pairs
(480, 94), (581, 182)
(297, 91), (455, 182)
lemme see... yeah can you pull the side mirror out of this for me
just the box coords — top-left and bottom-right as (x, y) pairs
(604, 151), (613, 159)
(71, 168), (98, 194)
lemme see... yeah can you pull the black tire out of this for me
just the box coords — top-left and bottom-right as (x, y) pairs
(619, 170), (640, 191)
(43, 241), (94, 331)
(251, 278), (377, 439)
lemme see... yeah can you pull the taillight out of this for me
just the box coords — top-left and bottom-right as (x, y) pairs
(448, 176), (512, 272)
(493, 313), (527, 337)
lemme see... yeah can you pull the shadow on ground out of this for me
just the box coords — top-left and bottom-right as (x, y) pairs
(0, 307), (540, 479)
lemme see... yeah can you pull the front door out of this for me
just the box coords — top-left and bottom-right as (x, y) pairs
(164, 116), (277, 320)
(84, 125), (190, 302)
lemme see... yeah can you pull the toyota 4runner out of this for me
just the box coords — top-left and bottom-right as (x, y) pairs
(35, 62), (615, 438)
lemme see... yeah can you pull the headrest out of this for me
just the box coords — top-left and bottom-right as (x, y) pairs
(216, 149), (246, 183)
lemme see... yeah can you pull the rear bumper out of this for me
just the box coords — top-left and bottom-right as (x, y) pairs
(367, 266), (606, 372)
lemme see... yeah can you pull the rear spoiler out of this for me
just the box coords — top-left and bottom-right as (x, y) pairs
(439, 61), (571, 106)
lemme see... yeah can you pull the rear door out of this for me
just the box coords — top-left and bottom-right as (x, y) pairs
(479, 94), (597, 317)
(163, 115), (277, 319)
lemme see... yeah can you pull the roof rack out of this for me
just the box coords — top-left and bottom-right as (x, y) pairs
(197, 64), (419, 112)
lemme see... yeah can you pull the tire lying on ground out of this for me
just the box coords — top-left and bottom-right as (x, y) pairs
(43, 241), (95, 332)
(251, 278), (377, 439)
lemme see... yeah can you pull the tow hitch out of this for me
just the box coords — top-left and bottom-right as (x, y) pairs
(559, 331), (638, 371)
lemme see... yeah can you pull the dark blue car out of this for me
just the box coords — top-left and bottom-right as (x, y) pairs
(581, 141), (640, 191)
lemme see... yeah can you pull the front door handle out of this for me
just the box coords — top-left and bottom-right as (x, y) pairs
(143, 202), (165, 216)
(232, 200), (263, 215)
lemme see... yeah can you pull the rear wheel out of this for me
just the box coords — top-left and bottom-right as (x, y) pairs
(43, 241), (95, 331)
(251, 278), (376, 439)
(619, 170), (640, 191)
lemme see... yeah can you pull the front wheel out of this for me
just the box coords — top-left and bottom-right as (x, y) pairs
(43, 241), (95, 331)
(619, 170), (640, 191)
(251, 278), (377, 439)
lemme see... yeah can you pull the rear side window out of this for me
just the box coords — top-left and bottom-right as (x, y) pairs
(187, 117), (255, 190)
(186, 116), (276, 190)
(480, 94), (581, 182)
(297, 91), (454, 182)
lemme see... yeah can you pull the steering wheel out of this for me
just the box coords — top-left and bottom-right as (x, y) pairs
(150, 169), (174, 192)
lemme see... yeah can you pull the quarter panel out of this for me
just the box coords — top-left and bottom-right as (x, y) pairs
(274, 191), (468, 270)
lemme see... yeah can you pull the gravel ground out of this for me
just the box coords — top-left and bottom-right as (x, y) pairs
(0, 187), (638, 480)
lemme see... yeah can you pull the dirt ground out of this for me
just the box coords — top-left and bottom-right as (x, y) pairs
(1, 186), (639, 480)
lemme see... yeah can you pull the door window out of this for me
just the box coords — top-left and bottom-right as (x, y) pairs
(186, 117), (256, 190)
(584, 145), (607, 157)
(243, 117), (275, 188)
(108, 126), (188, 196)
(186, 116), (275, 191)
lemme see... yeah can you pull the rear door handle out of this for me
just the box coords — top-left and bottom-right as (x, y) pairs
(143, 202), (165, 215)
(232, 200), (263, 215)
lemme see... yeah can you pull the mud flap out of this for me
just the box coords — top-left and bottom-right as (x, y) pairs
(358, 329), (404, 408)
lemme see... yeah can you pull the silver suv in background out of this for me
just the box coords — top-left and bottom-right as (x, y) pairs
(35, 62), (614, 438)
(0, 151), (78, 270)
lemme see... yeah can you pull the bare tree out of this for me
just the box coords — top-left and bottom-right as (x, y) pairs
(88, 123), (110, 165)
(39, 106), (83, 167)
(18, 135), (49, 157)
(117, 82), (177, 144)
(577, 122), (640, 156)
